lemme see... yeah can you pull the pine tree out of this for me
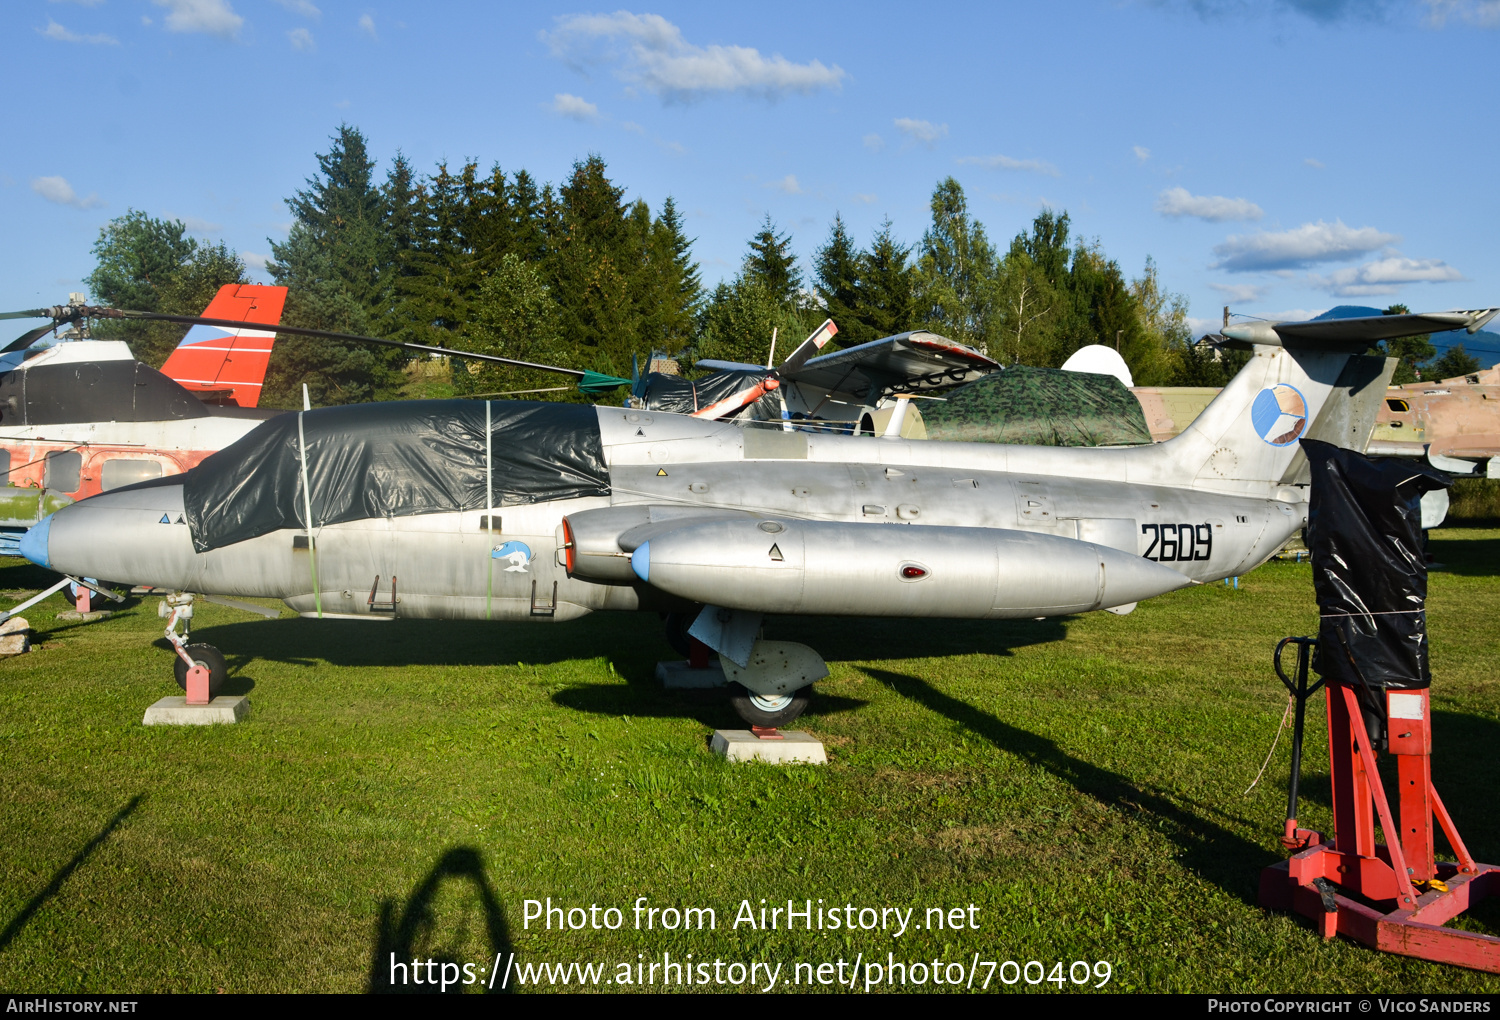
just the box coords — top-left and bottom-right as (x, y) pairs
(641, 196), (702, 353)
(858, 219), (916, 339)
(546, 155), (639, 375)
(265, 124), (404, 407)
(1425, 344), (1480, 380)
(813, 214), (871, 346)
(743, 215), (802, 306)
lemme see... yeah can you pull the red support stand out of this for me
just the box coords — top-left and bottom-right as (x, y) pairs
(73, 584), (91, 615)
(1260, 683), (1500, 972)
(687, 636), (710, 670)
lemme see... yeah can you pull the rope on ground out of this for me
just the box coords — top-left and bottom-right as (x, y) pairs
(1244, 693), (1294, 797)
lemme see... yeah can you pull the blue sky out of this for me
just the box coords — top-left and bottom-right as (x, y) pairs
(3, 0), (1497, 339)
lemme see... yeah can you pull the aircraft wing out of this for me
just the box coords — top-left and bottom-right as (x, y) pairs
(779, 330), (999, 402)
(1222, 308), (1500, 349)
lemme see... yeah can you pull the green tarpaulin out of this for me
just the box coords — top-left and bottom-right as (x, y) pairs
(922, 365), (1152, 447)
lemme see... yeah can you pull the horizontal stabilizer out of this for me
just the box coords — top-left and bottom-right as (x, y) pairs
(1221, 308), (1499, 349)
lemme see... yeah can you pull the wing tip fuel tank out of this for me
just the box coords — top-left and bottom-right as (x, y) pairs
(19, 514), (51, 569)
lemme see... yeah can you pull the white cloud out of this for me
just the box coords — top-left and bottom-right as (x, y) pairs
(1424, 0), (1500, 27)
(1155, 186), (1263, 222)
(852, 193), (877, 205)
(271, 0), (320, 18)
(1313, 256), (1465, 296)
(288, 26), (314, 51)
(153, 0), (242, 39)
(1208, 282), (1269, 304)
(1304, 157), (1325, 169)
(169, 214), (223, 233)
(543, 12), (845, 102)
(1211, 220), (1398, 272)
(242, 252), (271, 274)
(31, 176), (102, 210)
(894, 118), (948, 146)
(767, 175), (804, 195)
(1265, 308), (1330, 323)
(549, 93), (599, 121)
(1186, 316), (1223, 337)
(1133, 145), (1151, 162)
(862, 133), (883, 151)
(955, 154), (1061, 177)
(38, 19), (118, 44)
(358, 13), (376, 38)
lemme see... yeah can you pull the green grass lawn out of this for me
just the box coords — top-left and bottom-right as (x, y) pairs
(1, 531), (1498, 994)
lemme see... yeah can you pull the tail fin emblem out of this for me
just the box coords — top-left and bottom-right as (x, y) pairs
(1251, 384), (1308, 447)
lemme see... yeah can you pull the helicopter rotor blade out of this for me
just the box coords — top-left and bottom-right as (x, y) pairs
(1, 323), (63, 354)
(97, 308), (592, 378)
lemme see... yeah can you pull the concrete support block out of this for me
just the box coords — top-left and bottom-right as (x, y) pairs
(710, 729), (826, 764)
(55, 610), (113, 622)
(142, 695), (249, 726)
(656, 660), (727, 689)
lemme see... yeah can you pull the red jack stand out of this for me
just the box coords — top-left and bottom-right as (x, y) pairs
(73, 583), (91, 615)
(1259, 640), (1500, 973)
(688, 637), (711, 670)
(749, 726), (784, 741)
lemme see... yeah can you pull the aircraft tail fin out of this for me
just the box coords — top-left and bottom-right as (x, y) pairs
(1163, 343), (1396, 492)
(159, 284), (287, 408)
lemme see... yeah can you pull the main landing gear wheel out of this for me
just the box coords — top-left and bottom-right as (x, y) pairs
(728, 681), (809, 728)
(662, 611), (696, 658)
(174, 643), (227, 698)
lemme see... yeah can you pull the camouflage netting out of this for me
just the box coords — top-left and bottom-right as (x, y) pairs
(921, 366), (1153, 447)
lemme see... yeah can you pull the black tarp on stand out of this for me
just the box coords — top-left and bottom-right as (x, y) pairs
(636, 369), (769, 416)
(1302, 438), (1451, 746)
(183, 400), (610, 552)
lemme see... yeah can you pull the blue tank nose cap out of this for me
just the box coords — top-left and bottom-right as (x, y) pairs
(631, 541), (650, 583)
(19, 513), (52, 569)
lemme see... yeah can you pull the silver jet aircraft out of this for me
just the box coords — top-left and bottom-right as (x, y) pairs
(20, 309), (1495, 728)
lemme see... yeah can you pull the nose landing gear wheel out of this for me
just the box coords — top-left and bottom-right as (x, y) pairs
(728, 681), (809, 728)
(173, 643), (228, 698)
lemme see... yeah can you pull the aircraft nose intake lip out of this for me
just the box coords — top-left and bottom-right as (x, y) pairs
(19, 513), (52, 570)
(631, 541), (650, 583)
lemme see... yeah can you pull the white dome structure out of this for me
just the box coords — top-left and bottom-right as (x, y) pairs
(1060, 344), (1134, 387)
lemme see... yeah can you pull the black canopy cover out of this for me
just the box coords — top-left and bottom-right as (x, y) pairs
(1303, 440), (1450, 725)
(183, 400), (610, 552)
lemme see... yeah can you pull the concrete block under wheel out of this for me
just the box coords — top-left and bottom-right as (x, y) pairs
(656, 660), (727, 688)
(710, 730), (826, 764)
(142, 695), (249, 726)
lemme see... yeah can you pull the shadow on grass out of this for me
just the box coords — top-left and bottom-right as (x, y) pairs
(866, 667), (1279, 904)
(0, 795), (142, 955)
(369, 846), (514, 995)
(1428, 533), (1500, 577)
(552, 682), (869, 730)
(186, 613), (1071, 673)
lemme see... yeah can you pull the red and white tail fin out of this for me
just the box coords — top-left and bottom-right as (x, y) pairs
(159, 284), (287, 408)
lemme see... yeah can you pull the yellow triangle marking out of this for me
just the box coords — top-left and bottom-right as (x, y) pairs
(656, 468), (668, 476)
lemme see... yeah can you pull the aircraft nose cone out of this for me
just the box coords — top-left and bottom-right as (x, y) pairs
(19, 513), (52, 569)
(631, 541), (650, 583)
